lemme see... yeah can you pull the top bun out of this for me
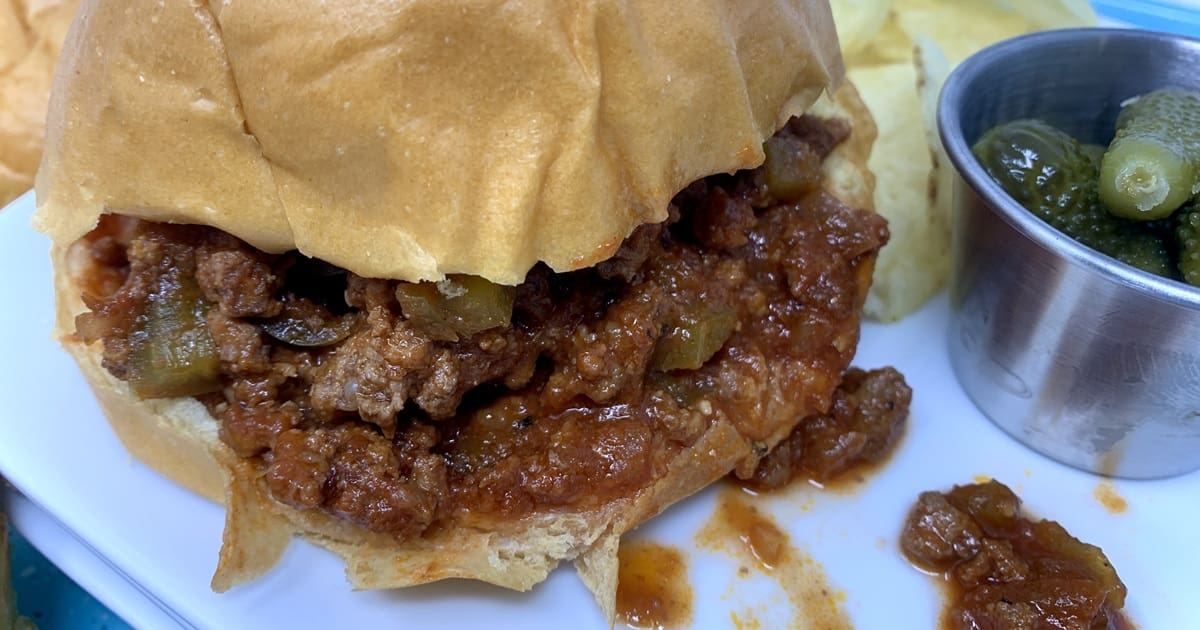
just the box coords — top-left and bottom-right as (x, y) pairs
(35, 0), (842, 284)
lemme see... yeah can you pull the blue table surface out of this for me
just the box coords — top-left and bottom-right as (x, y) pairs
(7, 525), (132, 630)
(1094, 0), (1200, 38)
(4, 2), (1198, 629)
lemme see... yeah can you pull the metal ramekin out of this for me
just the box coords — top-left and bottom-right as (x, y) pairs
(939, 28), (1200, 479)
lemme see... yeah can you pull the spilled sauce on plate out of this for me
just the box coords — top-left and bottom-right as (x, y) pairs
(1094, 481), (1129, 515)
(698, 487), (851, 629)
(616, 540), (692, 629)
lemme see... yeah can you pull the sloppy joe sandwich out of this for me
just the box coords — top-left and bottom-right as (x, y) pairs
(35, 0), (889, 618)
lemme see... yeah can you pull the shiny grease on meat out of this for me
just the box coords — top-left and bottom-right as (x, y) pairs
(901, 481), (1128, 630)
(73, 115), (889, 540)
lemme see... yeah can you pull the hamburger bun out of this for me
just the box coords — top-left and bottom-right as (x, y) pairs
(37, 0), (878, 620)
(35, 0), (842, 285)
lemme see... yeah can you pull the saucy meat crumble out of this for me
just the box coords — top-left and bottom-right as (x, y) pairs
(72, 115), (893, 540)
(902, 481), (1129, 630)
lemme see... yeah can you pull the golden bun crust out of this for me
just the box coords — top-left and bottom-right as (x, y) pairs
(34, 0), (842, 284)
(49, 82), (876, 619)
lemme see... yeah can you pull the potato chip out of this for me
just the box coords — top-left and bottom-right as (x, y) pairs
(889, 0), (1095, 62)
(984, 0), (1096, 31)
(854, 38), (956, 322)
(830, 0), (894, 57)
(851, 62), (947, 321)
(844, 17), (912, 67)
(913, 37), (953, 219)
(0, 1), (31, 75)
(837, 0), (1096, 320)
(912, 36), (950, 151)
(0, 161), (32, 205)
(24, 0), (79, 58)
(0, 45), (55, 169)
(0, 0), (80, 207)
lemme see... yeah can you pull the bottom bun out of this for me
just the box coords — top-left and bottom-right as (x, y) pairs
(51, 83), (877, 620)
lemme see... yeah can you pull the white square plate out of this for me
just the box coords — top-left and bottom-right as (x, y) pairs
(2, 190), (1198, 629)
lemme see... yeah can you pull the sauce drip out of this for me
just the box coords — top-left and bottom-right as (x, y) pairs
(616, 541), (693, 629)
(1094, 481), (1129, 515)
(698, 487), (851, 629)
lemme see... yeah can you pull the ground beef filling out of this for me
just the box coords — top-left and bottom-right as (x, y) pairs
(901, 481), (1129, 629)
(74, 115), (889, 540)
(740, 366), (912, 489)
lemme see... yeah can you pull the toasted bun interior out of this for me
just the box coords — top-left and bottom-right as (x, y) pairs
(35, 0), (842, 284)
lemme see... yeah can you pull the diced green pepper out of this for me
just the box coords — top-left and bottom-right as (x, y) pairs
(651, 307), (736, 372)
(763, 135), (821, 202)
(395, 274), (516, 341)
(127, 271), (221, 399)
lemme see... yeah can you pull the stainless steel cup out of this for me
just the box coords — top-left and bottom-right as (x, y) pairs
(938, 28), (1200, 479)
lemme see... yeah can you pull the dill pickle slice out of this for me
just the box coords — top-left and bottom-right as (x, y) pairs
(1080, 143), (1106, 166)
(1099, 89), (1200, 220)
(973, 119), (1172, 278)
(973, 119), (1097, 213)
(127, 270), (221, 398)
(395, 274), (515, 341)
(1176, 202), (1200, 286)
